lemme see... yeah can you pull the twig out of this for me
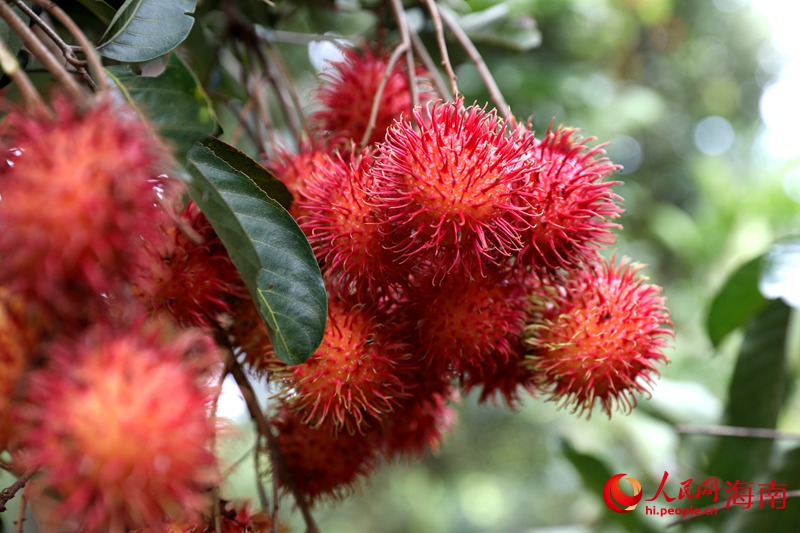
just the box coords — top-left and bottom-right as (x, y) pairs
(676, 424), (800, 440)
(11, 0), (94, 89)
(14, 493), (26, 533)
(666, 489), (800, 528)
(261, 44), (310, 140)
(439, 7), (509, 116)
(0, 468), (36, 513)
(388, 0), (419, 109)
(0, 35), (47, 112)
(0, 0), (85, 102)
(409, 25), (450, 99)
(225, 352), (320, 533)
(210, 368), (227, 533)
(360, 42), (407, 147)
(26, 0), (108, 94)
(420, 0), (458, 99)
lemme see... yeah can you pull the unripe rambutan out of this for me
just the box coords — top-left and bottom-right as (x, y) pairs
(524, 257), (672, 418)
(410, 267), (529, 374)
(312, 48), (434, 147)
(277, 296), (411, 434)
(297, 149), (399, 300)
(14, 320), (222, 532)
(273, 404), (378, 504)
(373, 100), (537, 279)
(0, 99), (168, 319)
(517, 124), (623, 271)
(133, 200), (245, 329)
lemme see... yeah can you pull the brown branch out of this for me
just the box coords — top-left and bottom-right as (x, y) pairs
(439, 7), (509, 116)
(420, 0), (458, 99)
(0, 468), (36, 513)
(225, 352), (319, 533)
(360, 42), (407, 147)
(14, 493), (26, 533)
(0, 35), (47, 113)
(409, 24), (450, 99)
(666, 489), (800, 528)
(0, 0), (85, 102)
(388, 0), (419, 110)
(676, 424), (800, 440)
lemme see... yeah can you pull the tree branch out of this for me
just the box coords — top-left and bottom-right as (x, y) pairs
(420, 0), (458, 99)
(0, 468), (36, 513)
(360, 42), (407, 147)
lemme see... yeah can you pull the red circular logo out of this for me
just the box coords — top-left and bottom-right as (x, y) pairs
(603, 473), (643, 513)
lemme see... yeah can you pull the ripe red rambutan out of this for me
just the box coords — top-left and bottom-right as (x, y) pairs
(227, 297), (275, 376)
(409, 266), (530, 374)
(517, 124), (623, 271)
(277, 296), (411, 434)
(461, 338), (537, 409)
(14, 320), (222, 532)
(312, 48), (434, 147)
(524, 257), (672, 418)
(272, 404), (378, 504)
(0, 99), (167, 319)
(0, 288), (35, 450)
(133, 200), (245, 329)
(297, 148), (400, 300)
(372, 100), (538, 279)
(138, 500), (281, 533)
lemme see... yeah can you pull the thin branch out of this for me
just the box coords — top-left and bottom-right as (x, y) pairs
(26, 0), (108, 94)
(420, 0), (458, 99)
(0, 0), (85, 102)
(0, 35), (47, 112)
(666, 489), (800, 528)
(439, 7), (509, 116)
(676, 424), (800, 440)
(388, 0), (418, 110)
(14, 493), (26, 533)
(360, 42), (407, 148)
(260, 44), (310, 140)
(409, 24), (450, 99)
(225, 352), (319, 533)
(0, 468), (36, 513)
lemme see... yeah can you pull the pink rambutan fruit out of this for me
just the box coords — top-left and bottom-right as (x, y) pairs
(272, 404), (378, 505)
(0, 98), (168, 319)
(517, 124), (623, 271)
(0, 288), (36, 450)
(276, 296), (411, 434)
(297, 148), (400, 300)
(312, 48), (434, 147)
(460, 337), (537, 409)
(372, 100), (538, 279)
(524, 257), (672, 418)
(14, 320), (222, 532)
(409, 266), (530, 375)
(133, 200), (245, 329)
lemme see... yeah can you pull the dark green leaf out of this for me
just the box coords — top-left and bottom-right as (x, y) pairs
(77, 0), (116, 24)
(97, 0), (197, 62)
(706, 255), (767, 347)
(706, 299), (792, 486)
(186, 140), (327, 365)
(201, 138), (292, 211)
(106, 54), (216, 161)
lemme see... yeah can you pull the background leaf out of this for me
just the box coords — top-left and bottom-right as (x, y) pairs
(97, 0), (197, 62)
(706, 255), (767, 347)
(106, 54), (216, 161)
(186, 139), (327, 365)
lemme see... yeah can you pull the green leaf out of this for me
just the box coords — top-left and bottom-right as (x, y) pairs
(97, 0), (197, 62)
(706, 299), (792, 486)
(106, 54), (216, 161)
(443, 5), (541, 52)
(706, 256), (767, 347)
(186, 140), (327, 365)
(77, 0), (116, 25)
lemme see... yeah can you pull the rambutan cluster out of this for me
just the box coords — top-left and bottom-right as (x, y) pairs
(259, 47), (672, 505)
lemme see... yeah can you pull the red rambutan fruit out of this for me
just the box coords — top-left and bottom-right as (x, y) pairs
(0, 288), (35, 450)
(410, 266), (530, 374)
(524, 257), (672, 418)
(133, 200), (245, 329)
(15, 320), (222, 532)
(372, 100), (538, 279)
(227, 297), (275, 376)
(138, 500), (282, 533)
(297, 148), (400, 300)
(0, 98), (168, 319)
(517, 124), (623, 271)
(312, 48), (434, 147)
(277, 296), (411, 434)
(272, 404), (378, 505)
(461, 337), (537, 409)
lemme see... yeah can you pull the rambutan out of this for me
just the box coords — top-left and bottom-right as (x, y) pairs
(133, 200), (245, 329)
(265, 144), (339, 221)
(14, 320), (222, 532)
(0, 98), (168, 319)
(524, 257), (672, 418)
(138, 500), (281, 533)
(517, 124), (623, 271)
(272, 404), (378, 504)
(461, 338), (537, 409)
(0, 288), (35, 450)
(227, 297), (275, 376)
(297, 148), (399, 300)
(312, 48), (434, 147)
(277, 296), (410, 434)
(372, 100), (538, 279)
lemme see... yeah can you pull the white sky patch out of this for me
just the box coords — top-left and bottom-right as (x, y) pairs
(216, 373), (248, 422)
